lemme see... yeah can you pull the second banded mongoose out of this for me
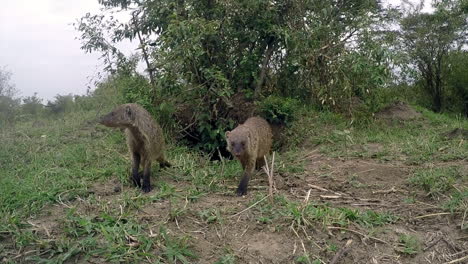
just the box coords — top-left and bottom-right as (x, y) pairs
(226, 116), (273, 196)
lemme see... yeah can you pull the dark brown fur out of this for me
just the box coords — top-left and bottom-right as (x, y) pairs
(226, 116), (273, 195)
(99, 103), (170, 192)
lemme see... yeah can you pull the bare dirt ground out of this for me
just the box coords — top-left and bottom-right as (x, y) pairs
(22, 152), (467, 264)
(6, 102), (467, 263)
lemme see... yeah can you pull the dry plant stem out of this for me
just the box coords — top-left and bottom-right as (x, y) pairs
(330, 239), (353, 264)
(372, 186), (397, 194)
(423, 237), (443, 251)
(263, 152), (276, 204)
(327, 226), (389, 245)
(461, 209), (467, 230)
(290, 225), (307, 255)
(229, 194), (270, 218)
(444, 255), (468, 264)
(412, 212), (452, 219)
(307, 184), (329, 192)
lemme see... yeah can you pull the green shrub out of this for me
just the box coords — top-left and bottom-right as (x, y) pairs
(258, 96), (301, 125)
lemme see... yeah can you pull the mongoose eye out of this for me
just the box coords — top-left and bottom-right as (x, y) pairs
(241, 141), (245, 146)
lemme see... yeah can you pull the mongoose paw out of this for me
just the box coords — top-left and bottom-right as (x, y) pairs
(142, 184), (152, 193)
(236, 187), (247, 196)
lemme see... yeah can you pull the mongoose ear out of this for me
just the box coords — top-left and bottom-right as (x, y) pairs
(225, 131), (230, 138)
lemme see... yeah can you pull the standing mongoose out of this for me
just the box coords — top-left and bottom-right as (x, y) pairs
(225, 116), (273, 196)
(99, 103), (171, 193)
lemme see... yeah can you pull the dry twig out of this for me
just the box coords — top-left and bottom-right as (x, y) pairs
(372, 186), (397, 194)
(327, 226), (389, 245)
(229, 194), (270, 218)
(412, 212), (452, 220)
(330, 239), (353, 264)
(444, 255), (468, 264)
(262, 152), (276, 204)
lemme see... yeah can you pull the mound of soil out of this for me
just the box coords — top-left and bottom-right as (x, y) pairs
(375, 101), (422, 121)
(226, 92), (258, 123)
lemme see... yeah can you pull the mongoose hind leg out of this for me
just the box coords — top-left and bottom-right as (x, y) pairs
(131, 152), (142, 187)
(141, 165), (152, 193)
(158, 157), (172, 168)
(255, 156), (266, 170)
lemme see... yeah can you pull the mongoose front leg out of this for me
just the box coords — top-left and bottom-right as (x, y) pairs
(236, 159), (255, 196)
(141, 164), (152, 193)
(131, 152), (141, 187)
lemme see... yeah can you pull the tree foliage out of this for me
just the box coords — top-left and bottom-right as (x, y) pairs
(75, 0), (399, 153)
(0, 67), (20, 125)
(398, 0), (468, 112)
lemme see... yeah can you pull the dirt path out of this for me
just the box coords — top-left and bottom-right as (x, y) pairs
(9, 153), (468, 264)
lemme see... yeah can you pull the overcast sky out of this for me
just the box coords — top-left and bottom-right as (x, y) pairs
(0, 0), (431, 102)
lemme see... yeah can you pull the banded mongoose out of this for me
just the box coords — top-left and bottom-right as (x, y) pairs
(226, 116), (273, 196)
(99, 103), (171, 192)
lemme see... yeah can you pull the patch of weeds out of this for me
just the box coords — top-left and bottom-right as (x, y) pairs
(396, 234), (420, 255)
(152, 182), (177, 200)
(347, 174), (368, 188)
(214, 253), (236, 264)
(198, 208), (222, 224)
(257, 216), (273, 224)
(251, 194), (280, 224)
(185, 187), (206, 202)
(0, 213), (38, 248)
(278, 198), (396, 229)
(409, 166), (463, 196)
(443, 189), (468, 213)
(403, 196), (416, 204)
(326, 242), (338, 252)
(168, 199), (187, 222)
(27, 239), (83, 263)
(295, 254), (322, 264)
(158, 227), (197, 264)
(276, 150), (306, 176)
(337, 208), (398, 228)
(59, 209), (161, 262)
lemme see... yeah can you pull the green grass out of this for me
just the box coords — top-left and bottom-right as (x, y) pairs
(1, 105), (467, 262)
(409, 166), (464, 196)
(249, 194), (397, 230)
(397, 234), (420, 255)
(287, 105), (468, 164)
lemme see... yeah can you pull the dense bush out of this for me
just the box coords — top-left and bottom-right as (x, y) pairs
(257, 96), (301, 126)
(21, 93), (44, 118)
(75, 0), (397, 154)
(46, 94), (75, 115)
(73, 0), (467, 154)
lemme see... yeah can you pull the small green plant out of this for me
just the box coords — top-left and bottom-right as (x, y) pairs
(258, 95), (301, 125)
(295, 254), (322, 264)
(278, 198), (397, 229)
(409, 166), (462, 196)
(159, 227), (197, 263)
(214, 254), (236, 264)
(397, 234), (420, 255)
(198, 209), (222, 224)
(327, 243), (338, 252)
(443, 189), (468, 213)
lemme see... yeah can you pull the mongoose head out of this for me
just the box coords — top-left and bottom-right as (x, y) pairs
(99, 104), (136, 127)
(226, 130), (249, 157)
